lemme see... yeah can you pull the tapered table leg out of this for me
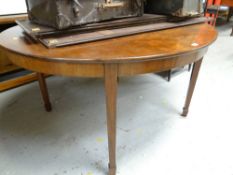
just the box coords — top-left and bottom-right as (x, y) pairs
(167, 70), (172, 82)
(104, 64), (118, 175)
(188, 64), (192, 72)
(37, 73), (52, 112)
(227, 7), (233, 22)
(182, 58), (203, 117)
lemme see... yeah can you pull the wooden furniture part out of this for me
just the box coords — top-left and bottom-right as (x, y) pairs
(0, 14), (40, 92)
(0, 24), (217, 175)
(0, 14), (27, 25)
(0, 47), (19, 74)
(37, 73), (52, 112)
(0, 14), (28, 74)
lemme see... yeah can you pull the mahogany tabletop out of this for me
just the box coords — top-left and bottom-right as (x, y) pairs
(0, 24), (217, 64)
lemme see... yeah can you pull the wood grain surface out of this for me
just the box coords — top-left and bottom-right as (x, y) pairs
(0, 24), (217, 63)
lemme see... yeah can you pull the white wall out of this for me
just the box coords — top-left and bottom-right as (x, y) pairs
(0, 0), (27, 15)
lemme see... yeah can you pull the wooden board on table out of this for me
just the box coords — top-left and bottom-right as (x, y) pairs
(16, 14), (167, 39)
(39, 17), (208, 48)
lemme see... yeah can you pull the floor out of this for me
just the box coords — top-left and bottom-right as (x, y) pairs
(0, 19), (233, 175)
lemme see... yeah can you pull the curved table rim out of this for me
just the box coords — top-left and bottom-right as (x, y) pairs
(0, 24), (217, 64)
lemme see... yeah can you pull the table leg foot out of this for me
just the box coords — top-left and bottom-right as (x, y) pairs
(108, 163), (116, 175)
(45, 103), (52, 112)
(105, 64), (118, 175)
(37, 73), (52, 112)
(181, 108), (188, 117)
(182, 58), (203, 117)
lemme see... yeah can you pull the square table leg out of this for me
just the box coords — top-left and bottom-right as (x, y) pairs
(37, 73), (52, 112)
(104, 64), (118, 175)
(182, 58), (203, 117)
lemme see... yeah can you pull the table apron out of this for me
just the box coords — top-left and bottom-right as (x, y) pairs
(6, 48), (207, 77)
(118, 48), (207, 76)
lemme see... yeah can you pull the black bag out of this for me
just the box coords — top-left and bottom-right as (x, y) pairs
(26, 0), (144, 30)
(145, 0), (203, 17)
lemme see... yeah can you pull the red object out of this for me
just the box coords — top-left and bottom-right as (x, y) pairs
(214, 0), (222, 5)
(205, 0), (222, 26)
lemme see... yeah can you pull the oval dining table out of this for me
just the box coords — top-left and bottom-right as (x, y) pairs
(0, 23), (217, 175)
